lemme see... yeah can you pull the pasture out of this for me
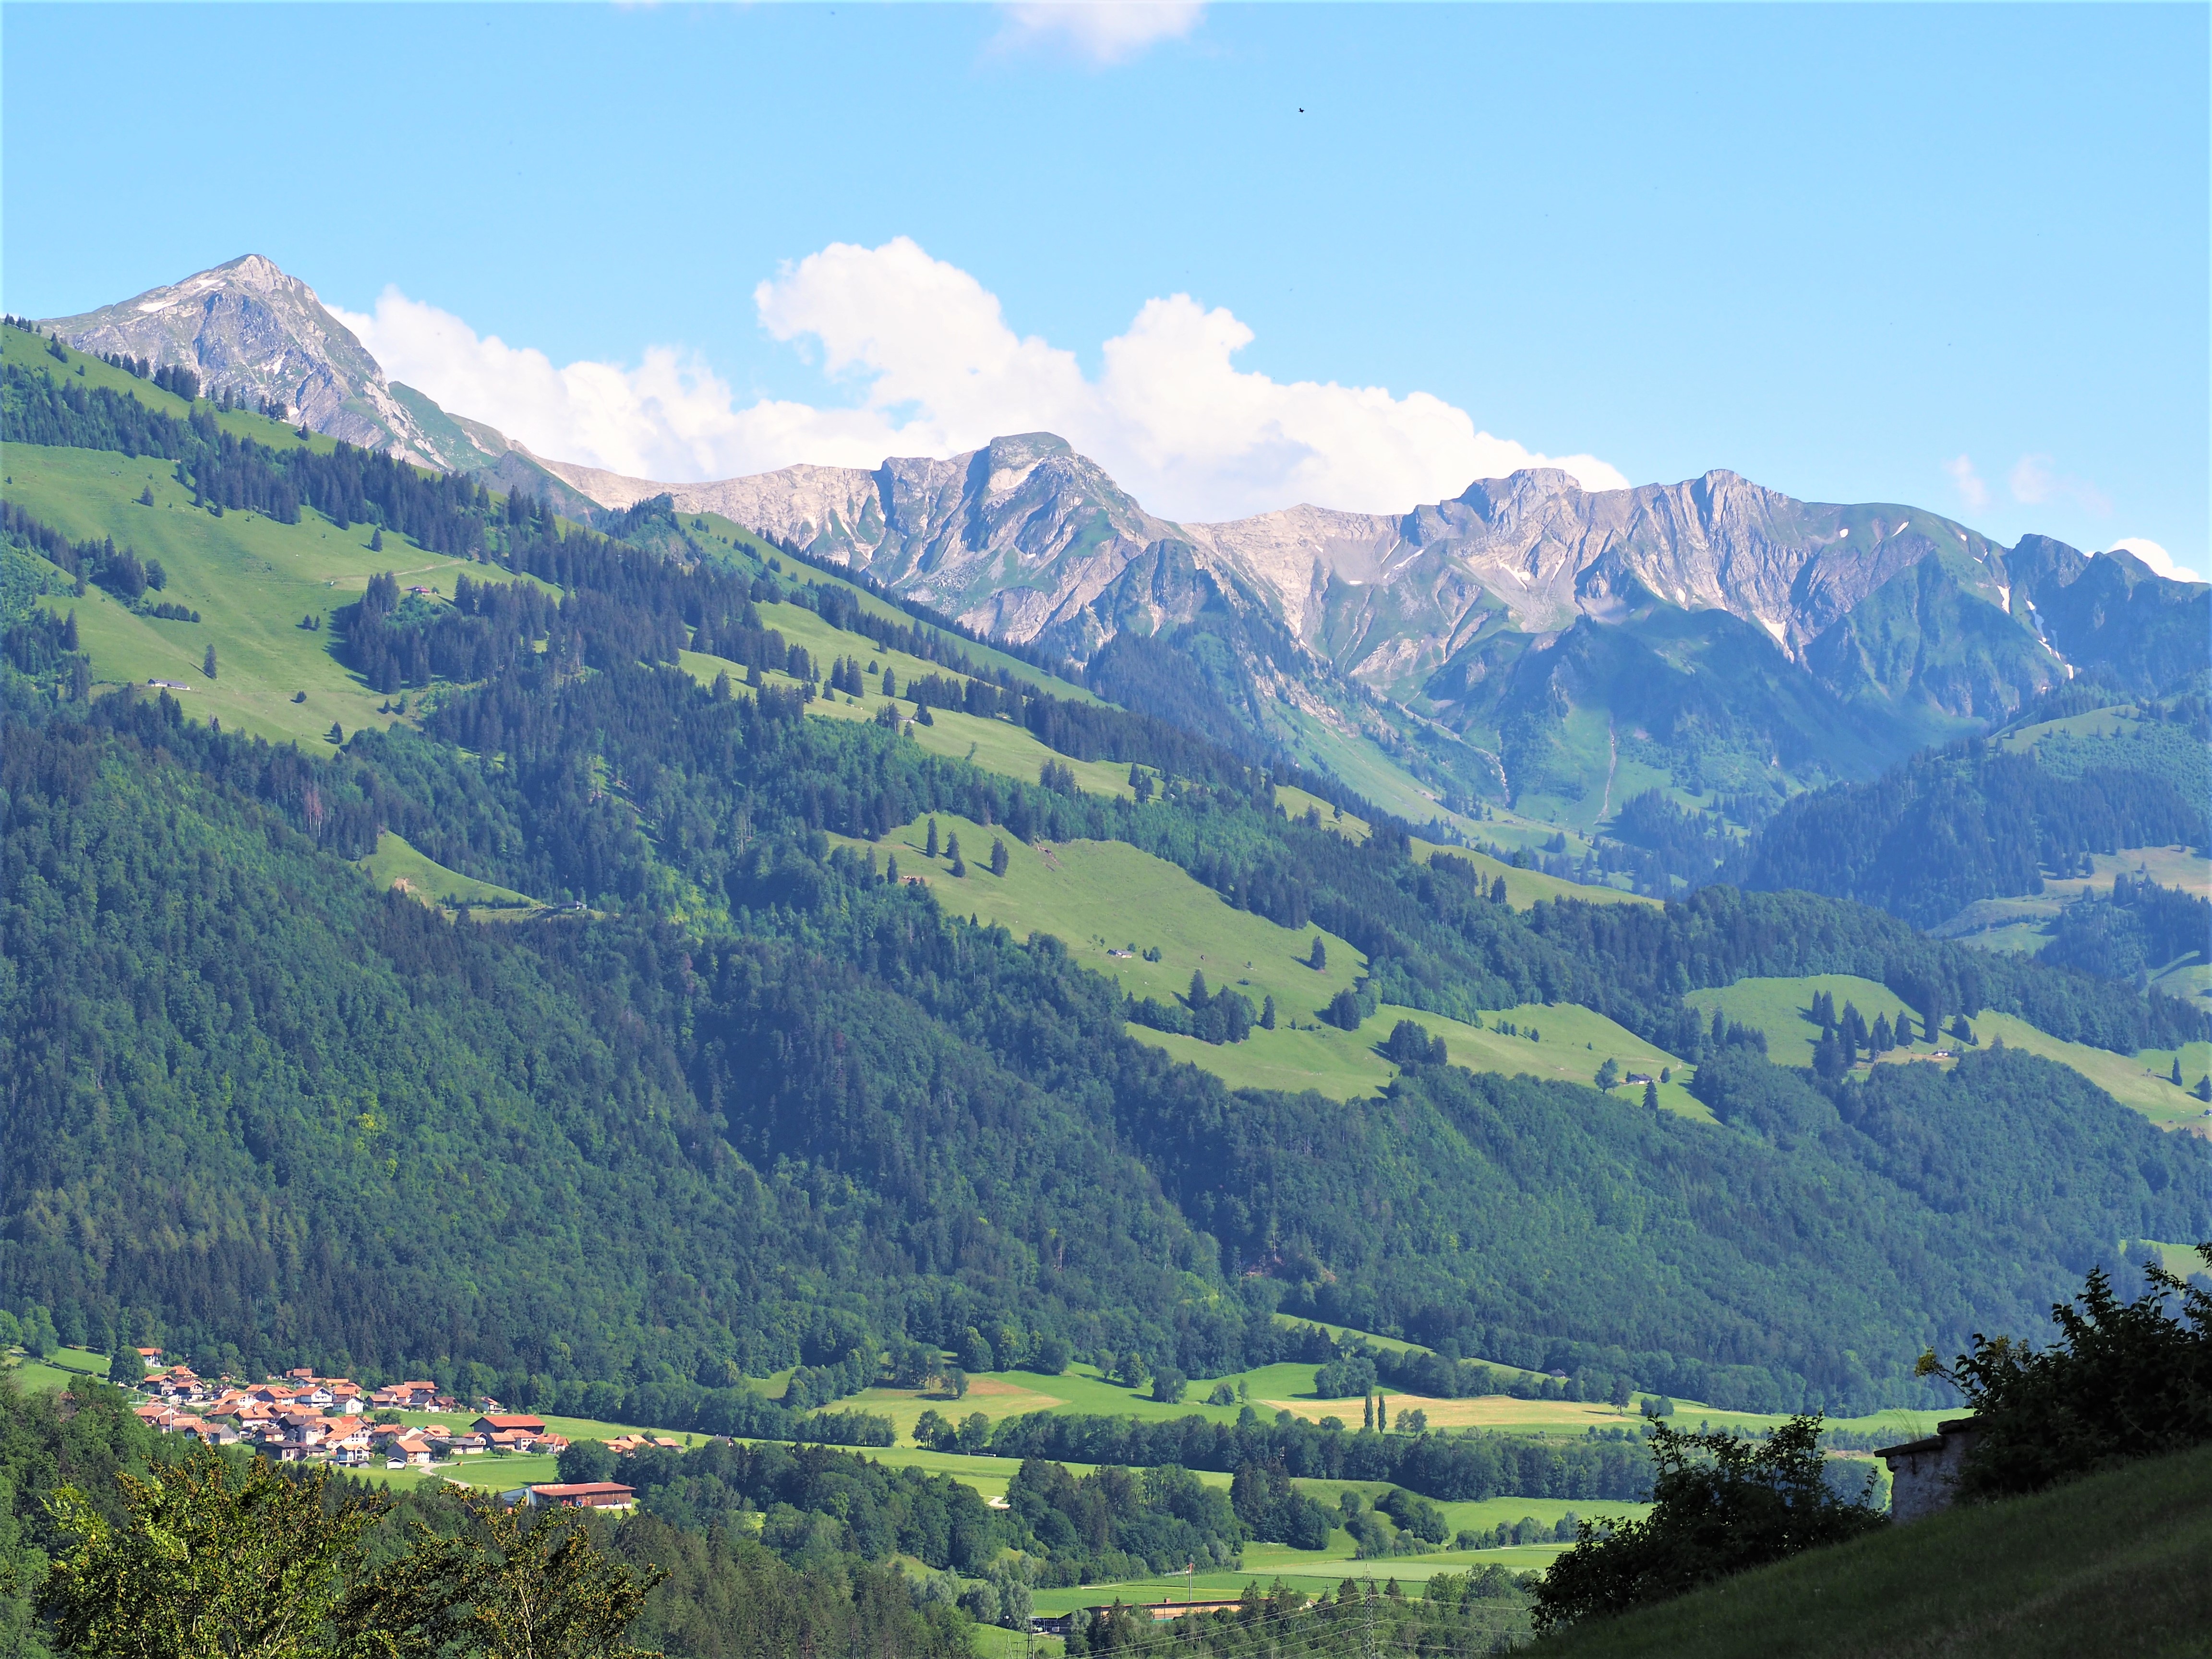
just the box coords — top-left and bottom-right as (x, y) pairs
(839, 814), (1688, 1103)
(8, 443), (481, 746)
(358, 830), (540, 912)
(1684, 973), (2212, 1130)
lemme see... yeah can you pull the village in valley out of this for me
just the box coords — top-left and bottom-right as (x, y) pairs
(122, 1349), (670, 1509)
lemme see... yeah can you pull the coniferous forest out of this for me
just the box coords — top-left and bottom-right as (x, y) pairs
(1, 337), (2208, 1656)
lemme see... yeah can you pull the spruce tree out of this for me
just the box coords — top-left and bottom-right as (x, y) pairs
(989, 839), (1008, 877)
(203, 644), (217, 680)
(1309, 936), (1327, 970)
(1261, 995), (1276, 1030)
(61, 610), (78, 650)
(1189, 971), (1209, 1009)
(1644, 1078), (1660, 1111)
(370, 527), (383, 552)
(2173, 1058), (2185, 1086)
(926, 819), (940, 858)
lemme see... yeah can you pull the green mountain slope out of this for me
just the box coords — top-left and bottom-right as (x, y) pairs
(5, 357), (2208, 1422)
(1531, 1441), (2212, 1659)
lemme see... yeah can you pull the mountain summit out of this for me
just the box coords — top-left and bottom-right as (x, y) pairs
(38, 254), (599, 515)
(42, 254), (443, 461)
(42, 254), (2205, 824)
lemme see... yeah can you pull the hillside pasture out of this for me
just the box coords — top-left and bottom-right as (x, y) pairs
(1684, 973), (2211, 1131)
(6, 443), (479, 745)
(838, 815), (1688, 1103)
(359, 830), (540, 913)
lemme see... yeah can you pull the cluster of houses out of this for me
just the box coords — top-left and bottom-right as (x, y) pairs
(127, 1356), (571, 1473)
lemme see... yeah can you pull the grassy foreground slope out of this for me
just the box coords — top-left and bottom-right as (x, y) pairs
(1533, 1442), (2212, 1659)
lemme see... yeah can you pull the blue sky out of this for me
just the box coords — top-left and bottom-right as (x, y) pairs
(4, 3), (2205, 568)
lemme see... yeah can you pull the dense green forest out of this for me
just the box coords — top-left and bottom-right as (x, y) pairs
(1736, 735), (2205, 929)
(3, 663), (2200, 1412)
(4, 365), (2208, 1424)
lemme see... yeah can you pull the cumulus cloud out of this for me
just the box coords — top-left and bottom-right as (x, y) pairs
(993, 1), (1204, 64)
(2108, 538), (2205, 584)
(339, 235), (1629, 522)
(1942, 454), (1988, 512)
(2008, 452), (2111, 516)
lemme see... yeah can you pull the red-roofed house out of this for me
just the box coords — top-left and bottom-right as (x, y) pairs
(471, 1414), (547, 1440)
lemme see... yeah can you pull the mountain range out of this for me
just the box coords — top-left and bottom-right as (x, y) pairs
(39, 255), (2210, 833)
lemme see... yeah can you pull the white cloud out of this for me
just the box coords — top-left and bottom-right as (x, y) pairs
(993, 1), (1204, 64)
(2108, 537), (2205, 584)
(2008, 452), (2111, 516)
(339, 235), (1629, 522)
(1942, 454), (1988, 511)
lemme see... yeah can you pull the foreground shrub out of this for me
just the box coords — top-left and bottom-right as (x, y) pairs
(1920, 1242), (2212, 1501)
(1530, 1415), (1883, 1633)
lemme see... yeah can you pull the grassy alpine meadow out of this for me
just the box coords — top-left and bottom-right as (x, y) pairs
(831, 814), (1687, 1103)
(1527, 1442), (2212, 1659)
(1684, 974), (2212, 1130)
(676, 650), (1140, 799)
(5, 442), (481, 745)
(1965, 1013), (2210, 1132)
(356, 830), (542, 912)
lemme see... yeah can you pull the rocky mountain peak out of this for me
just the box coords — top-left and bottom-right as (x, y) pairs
(40, 253), (449, 463)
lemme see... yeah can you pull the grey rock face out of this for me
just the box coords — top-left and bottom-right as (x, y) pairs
(534, 439), (2017, 694)
(41, 254), (449, 463)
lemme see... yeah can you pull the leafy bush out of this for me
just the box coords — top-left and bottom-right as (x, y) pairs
(1530, 1415), (1884, 1633)
(1920, 1244), (2212, 1502)
(1311, 1356), (1377, 1398)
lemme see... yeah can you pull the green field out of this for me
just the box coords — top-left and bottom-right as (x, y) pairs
(1932, 842), (2212, 1001)
(0, 1346), (110, 1393)
(4, 443), (480, 746)
(1531, 1441), (2212, 1659)
(1969, 1012), (2211, 1132)
(835, 814), (1686, 1103)
(1682, 975), (1913, 1070)
(358, 830), (541, 911)
(1685, 974), (2212, 1132)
